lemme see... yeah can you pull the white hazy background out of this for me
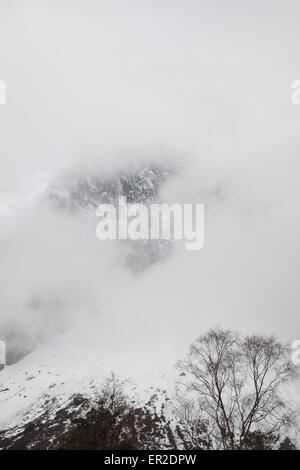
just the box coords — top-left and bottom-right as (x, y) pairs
(0, 0), (300, 367)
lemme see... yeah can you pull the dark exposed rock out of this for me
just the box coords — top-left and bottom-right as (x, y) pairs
(0, 394), (90, 450)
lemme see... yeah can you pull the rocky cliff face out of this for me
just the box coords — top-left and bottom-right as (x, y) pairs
(47, 162), (176, 271)
(48, 163), (175, 210)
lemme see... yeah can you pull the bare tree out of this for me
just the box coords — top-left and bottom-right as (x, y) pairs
(177, 328), (298, 449)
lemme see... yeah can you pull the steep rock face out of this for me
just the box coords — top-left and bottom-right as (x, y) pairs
(47, 163), (176, 272)
(48, 164), (175, 210)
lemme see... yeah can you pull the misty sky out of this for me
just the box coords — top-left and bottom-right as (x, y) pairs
(0, 0), (300, 362)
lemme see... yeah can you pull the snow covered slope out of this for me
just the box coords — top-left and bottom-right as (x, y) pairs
(0, 314), (179, 449)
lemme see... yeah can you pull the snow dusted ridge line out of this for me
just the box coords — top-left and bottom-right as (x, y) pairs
(96, 197), (205, 251)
